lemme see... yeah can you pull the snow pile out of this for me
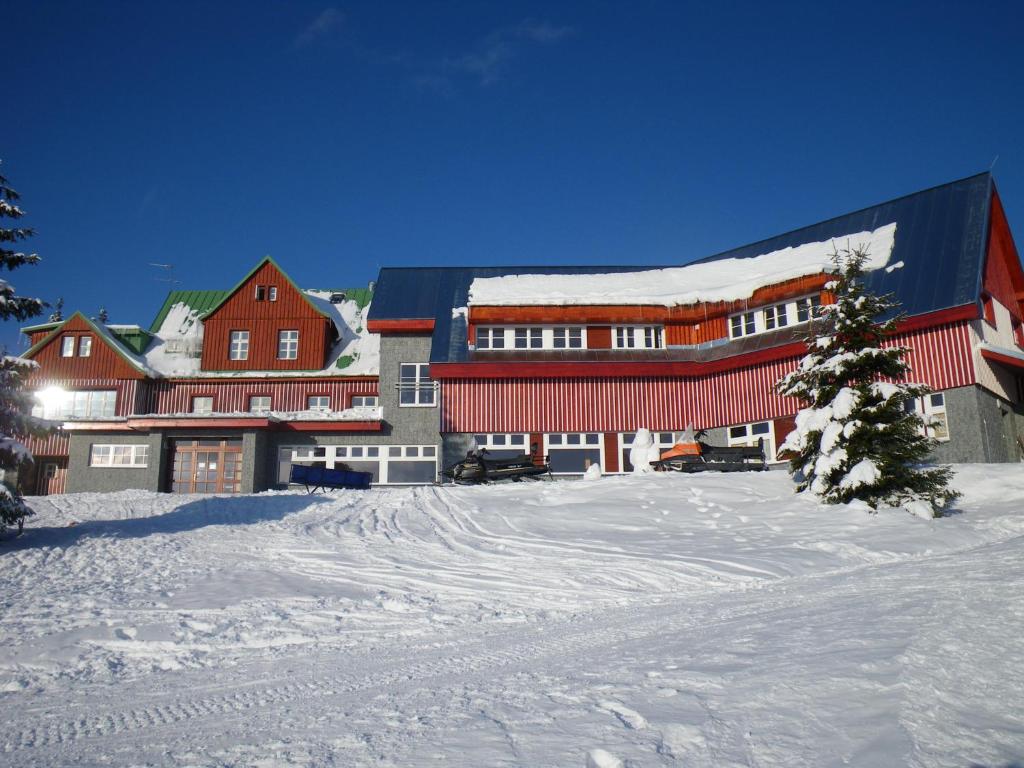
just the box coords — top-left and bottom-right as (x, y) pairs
(304, 292), (380, 376)
(468, 223), (897, 307)
(144, 302), (204, 376)
(2, 467), (1024, 765)
(628, 428), (659, 473)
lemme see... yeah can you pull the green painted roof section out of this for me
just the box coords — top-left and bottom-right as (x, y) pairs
(197, 256), (332, 323)
(109, 326), (154, 355)
(149, 290), (229, 333)
(327, 287), (373, 310)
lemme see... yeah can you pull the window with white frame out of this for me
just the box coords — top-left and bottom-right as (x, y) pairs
(307, 395), (331, 411)
(78, 336), (92, 357)
(514, 327), (543, 349)
(61, 335), (75, 357)
(618, 431), (679, 472)
(268, 286), (278, 301)
(34, 389), (117, 420)
(553, 326), (584, 349)
(727, 421), (775, 459)
(277, 330), (299, 360)
(906, 393), (949, 441)
(351, 395), (378, 407)
(248, 395), (271, 414)
(192, 396), (214, 415)
(229, 330), (249, 360)
(477, 327), (506, 350)
(90, 444), (149, 468)
(278, 444), (439, 485)
(730, 294), (823, 340)
(255, 285), (266, 301)
(545, 433), (602, 474)
(613, 325), (663, 349)
(472, 433), (529, 458)
(399, 363), (435, 406)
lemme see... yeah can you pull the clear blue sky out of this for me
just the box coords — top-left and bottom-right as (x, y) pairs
(4, 1), (1023, 350)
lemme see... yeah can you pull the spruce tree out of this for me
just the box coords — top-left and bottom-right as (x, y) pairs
(777, 246), (958, 516)
(0, 162), (51, 534)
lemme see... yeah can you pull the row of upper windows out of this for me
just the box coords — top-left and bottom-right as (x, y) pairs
(190, 394), (378, 415)
(476, 325), (664, 351)
(59, 335), (93, 358)
(729, 295), (822, 339)
(228, 329), (299, 361)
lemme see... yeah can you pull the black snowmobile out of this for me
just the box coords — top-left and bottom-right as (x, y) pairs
(442, 448), (551, 484)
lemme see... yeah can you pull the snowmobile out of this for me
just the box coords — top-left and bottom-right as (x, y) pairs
(442, 448), (551, 484)
(650, 428), (768, 473)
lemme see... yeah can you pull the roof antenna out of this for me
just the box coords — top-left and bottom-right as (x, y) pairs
(989, 155), (999, 171)
(149, 263), (181, 285)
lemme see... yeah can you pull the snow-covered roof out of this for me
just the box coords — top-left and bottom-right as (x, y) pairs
(468, 224), (897, 307)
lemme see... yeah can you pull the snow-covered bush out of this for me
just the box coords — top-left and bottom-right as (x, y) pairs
(0, 162), (52, 533)
(777, 247), (958, 516)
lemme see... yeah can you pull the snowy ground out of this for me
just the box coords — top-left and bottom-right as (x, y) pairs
(2, 466), (1024, 767)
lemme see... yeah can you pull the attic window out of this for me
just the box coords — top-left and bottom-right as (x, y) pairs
(329, 292), (346, 304)
(78, 336), (92, 357)
(269, 286), (278, 302)
(61, 335), (75, 357)
(255, 285), (266, 301)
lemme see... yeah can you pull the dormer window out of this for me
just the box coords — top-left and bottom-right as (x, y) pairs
(477, 327), (505, 350)
(763, 304), (789, 330)
(796, 296), (821, 323)
(60, 335), (75, 357)
(255, 285), (266, 301)
(729, 312), (756, 339)
(730, 294), (822, 340)
(78, 336), (92, 357)
(613, 325), (663, 349)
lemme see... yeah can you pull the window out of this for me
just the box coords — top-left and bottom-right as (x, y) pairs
(763, 304), (789, 330)
(90, 444), (149, 468)
(61, 335), (75, 357)
(277, 330), (299, 360)
(729, 312), (757, 339)
(514, 327), (543, 349)
(545, 433), (602, 474)
(307, 395), (331, 411)
(192, 396), (214, 415)
(728, 421), (775, 460)
(982, 293), (996, 326)
(278, 444), (437, 485)
(613, 326), (663, 349)
(268, 286), (278, 301)
(477, 327), (505, 350)
(248, 395), (271, 415)
(351, 395), (378, 407)
(34, 389), (116, 420)
(78, 336), (92, 357)
(255, 285), (266, 301)
(907, 393), (949, 442)
(399, 363), (435, 406)
(473, 433), (529, 458)
(229, 330), (249, 361)
(796, 296), (821, 323)
(553, 327), (584, 349)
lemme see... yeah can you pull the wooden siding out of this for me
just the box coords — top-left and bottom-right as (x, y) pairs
(440, 323), (976, 433)
(145, 378), (378, 413)
(201, 261), (333, 371)
(589, 326), (612, 349)
(983, 191), (1024, 320)
(26, 315), (145, 380)
(603, 433), (619, 472)
(25, 432), (70, 457)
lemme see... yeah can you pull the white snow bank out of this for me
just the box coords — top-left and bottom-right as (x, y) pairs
(468, 223), (897, 307)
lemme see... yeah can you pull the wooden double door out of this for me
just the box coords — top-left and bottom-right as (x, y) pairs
(169, 439), (243, 494)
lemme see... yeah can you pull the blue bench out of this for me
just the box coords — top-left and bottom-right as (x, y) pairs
(289, 463), (373, 493)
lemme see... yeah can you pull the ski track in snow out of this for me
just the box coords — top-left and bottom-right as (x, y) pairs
(1, 467), (1024, 766)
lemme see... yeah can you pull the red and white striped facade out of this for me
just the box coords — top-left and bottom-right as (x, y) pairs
(439, 321), (977, 434)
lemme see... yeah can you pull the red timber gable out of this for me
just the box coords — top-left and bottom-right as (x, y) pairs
(23, 313), (145, 381)
(982, 190), (1024, 321)
(200, 259), (334, 372)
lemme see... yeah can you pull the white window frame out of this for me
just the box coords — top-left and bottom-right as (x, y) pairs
(612, 325), (664, 350)
(727, 421), (775, 460)
(192, 396), (214, 415)
(476, 327), (506, 350)
(730, 294), (822, 340)
(277, 330), (299, 360)
(248, 395), (272, 415)
(398, 363), (435, 407)
(78, 336), (92, 357)
(255, 284), (266, 301)
(279, 444), (438, 486)
(763, 304), (789, 331)
(907, 392), (949, 442)
(90, 444), (149, 468)
(268, 286), (278, 302)
(472, 433), (530, 452)
(61, 335), (75, 357)
(476, 326), (588, 351)
(350, 395), (378, 408)
(795, 296), (822, 323)
(543, 432), (603, 474)
(553, 326), (585, 349)
(307, 395), (331, 411)
(514, 327), (544, 350)
(229, 330), (250, 361)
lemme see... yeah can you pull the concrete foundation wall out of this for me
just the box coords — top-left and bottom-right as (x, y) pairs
(936, 385), (1024, 463)
(66, 432), (166, 493)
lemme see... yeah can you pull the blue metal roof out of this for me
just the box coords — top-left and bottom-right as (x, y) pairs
(368, 173), (996, 363)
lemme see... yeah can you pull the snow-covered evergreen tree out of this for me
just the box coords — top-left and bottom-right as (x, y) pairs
(0, 163), (51, 533)
(777, 246), (958, 516)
